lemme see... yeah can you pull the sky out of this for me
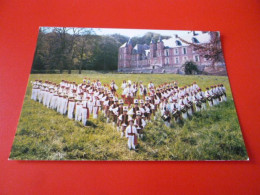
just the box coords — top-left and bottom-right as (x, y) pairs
(40, 26), (197, 38)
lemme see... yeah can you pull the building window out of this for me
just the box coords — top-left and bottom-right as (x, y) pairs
(194, 55), (200, 62)
(165, 58), (169, 65)
(183, 56), (188, 62)
(182, 47), (187, 54)
(165, 49), (169, 56)
(174, 57), (179, 64)
(174, 48), (179, 55)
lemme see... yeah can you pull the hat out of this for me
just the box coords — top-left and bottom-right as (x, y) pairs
(139, 99), (144, 104)
(145, 96), (150, 101)
(123, 106), (128, 112)
(119, 99), (124, 104)
(134, 99), (139, 104)
(136, 111), (141, 116)
(113, 97), (118, 102)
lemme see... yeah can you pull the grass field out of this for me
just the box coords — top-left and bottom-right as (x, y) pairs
(10, 71), (248, 160)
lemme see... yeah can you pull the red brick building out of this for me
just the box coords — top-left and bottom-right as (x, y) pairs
(118, 31), (226, 74)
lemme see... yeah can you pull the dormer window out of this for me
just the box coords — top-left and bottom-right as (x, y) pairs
(175, 40), (182, 46)
(192, 37), (199, 43)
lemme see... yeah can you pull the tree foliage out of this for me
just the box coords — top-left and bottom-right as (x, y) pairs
(176, 31), (224, 69)
(183, 61), (199, 75)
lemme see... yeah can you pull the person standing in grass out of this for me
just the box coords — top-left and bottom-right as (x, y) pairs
(118, 106), (131, 138)
(82, 104), (89, 126)
(126, 119), (138, 150)
(134, 111), (146, 139)
(92, 94), (101, 119)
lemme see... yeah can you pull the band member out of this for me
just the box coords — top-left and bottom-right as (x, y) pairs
(75, 98), (83, 121)
(205, 87), (213, 107)
(180, 102), (188, 120)
(198, 88), (207, 110)
(118, 106), (130, 138)
(109, 97), (119, 126)
(113, 99), (124, 131)
(128, 99), (140, 119)
(81, 104), (89, 126)
(92, 94), (101, 119)
(125, 119), (138, 150)
(67, 95), (76, 119)
(144, 96), (152, 121)
(134, 111), (146, 139)
(121, 80), (127, 90)
(185, 93), (193, 116)
(123, 84), (134, 106)
(220, 84), (227, 102)
(161, 106), (171, 127)
(171, 99), (181, 123)
(139, 81), (144, 96)
(143, 85), (148, 97)
(110, 80), (118, 95)
(193, 91), (202, 112)
(148, 81), (154, 90)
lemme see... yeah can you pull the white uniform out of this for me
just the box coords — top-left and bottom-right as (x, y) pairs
(67, 100), (75, 119)
(92, 99), (101, 119)
(125, 125), (137, 150)
(81, 107), (89, 126)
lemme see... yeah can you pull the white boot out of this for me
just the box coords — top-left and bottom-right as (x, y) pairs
(106, 118), (109, 123)
(121, 132), (124, 138)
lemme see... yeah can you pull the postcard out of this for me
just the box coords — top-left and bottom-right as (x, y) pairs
(9, 27), (248, 160)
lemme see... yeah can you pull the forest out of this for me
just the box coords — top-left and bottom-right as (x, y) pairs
(32, 27), (170, 73)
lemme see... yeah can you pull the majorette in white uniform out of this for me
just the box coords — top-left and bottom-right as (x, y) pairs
(125, 119), (138, 150)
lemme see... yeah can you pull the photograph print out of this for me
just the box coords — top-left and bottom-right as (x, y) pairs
(9, 27), (248, 160)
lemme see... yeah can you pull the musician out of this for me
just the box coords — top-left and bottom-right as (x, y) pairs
(82, 103), (89, 126)
(75, 98), (83, 121)
(118, 106), (130, 138)
(67, 94), (75, 119)
(114, 99), (124, 131)
(205, 87), (213, 107)
(198, 88), (207, 110)
(110, 80), (118, 95)
(193, 91), (202, 112)
(109, 97), (119, 126)
(220, 84), (227, 102)
(180, 101), (188, 120)
(125, 119), (137, 150)
(148, 81), (154, 90)
(144, 96), (153, 121)
(139, 81), (144, 96)
(92, 94), (101, 119)
(134, 111), (146, 139)
(185, 93), (193, 116)
(171, 99), (181, 123)
(128, 99), (140, 119)
(105, 94), (114, 122)
(121, 80), (127, 90)
(123, 84), (134, 106)
(161, 105), (171, 127)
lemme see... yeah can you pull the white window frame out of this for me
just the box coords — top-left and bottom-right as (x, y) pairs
(174, 57), (179, 64)
(194, 55), (200, 62)
(182, 47), (187, 55)
(183, 56), (188, 62)
(174, 48), (179, 55)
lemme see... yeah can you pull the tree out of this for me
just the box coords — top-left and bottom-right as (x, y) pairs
(176, 31), (224, 69)
(183, 61), (199, 75)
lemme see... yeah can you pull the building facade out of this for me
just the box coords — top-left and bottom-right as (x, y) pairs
(118, 31), (225, 74)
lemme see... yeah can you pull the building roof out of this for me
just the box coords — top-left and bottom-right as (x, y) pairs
(162, 31), (211, 48)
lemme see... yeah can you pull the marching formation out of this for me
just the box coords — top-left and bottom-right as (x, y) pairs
(31, 78), (227, 150)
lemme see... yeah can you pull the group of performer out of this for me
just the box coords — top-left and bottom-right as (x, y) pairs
(31, 77), (227, 150)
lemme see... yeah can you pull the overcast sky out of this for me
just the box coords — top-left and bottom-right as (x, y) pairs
(41, 27), (198, 38)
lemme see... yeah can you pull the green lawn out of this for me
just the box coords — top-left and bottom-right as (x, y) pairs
(9, 72), (248, 160)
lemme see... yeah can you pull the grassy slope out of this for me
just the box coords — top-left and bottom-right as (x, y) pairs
(10, 72), (248, 160)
